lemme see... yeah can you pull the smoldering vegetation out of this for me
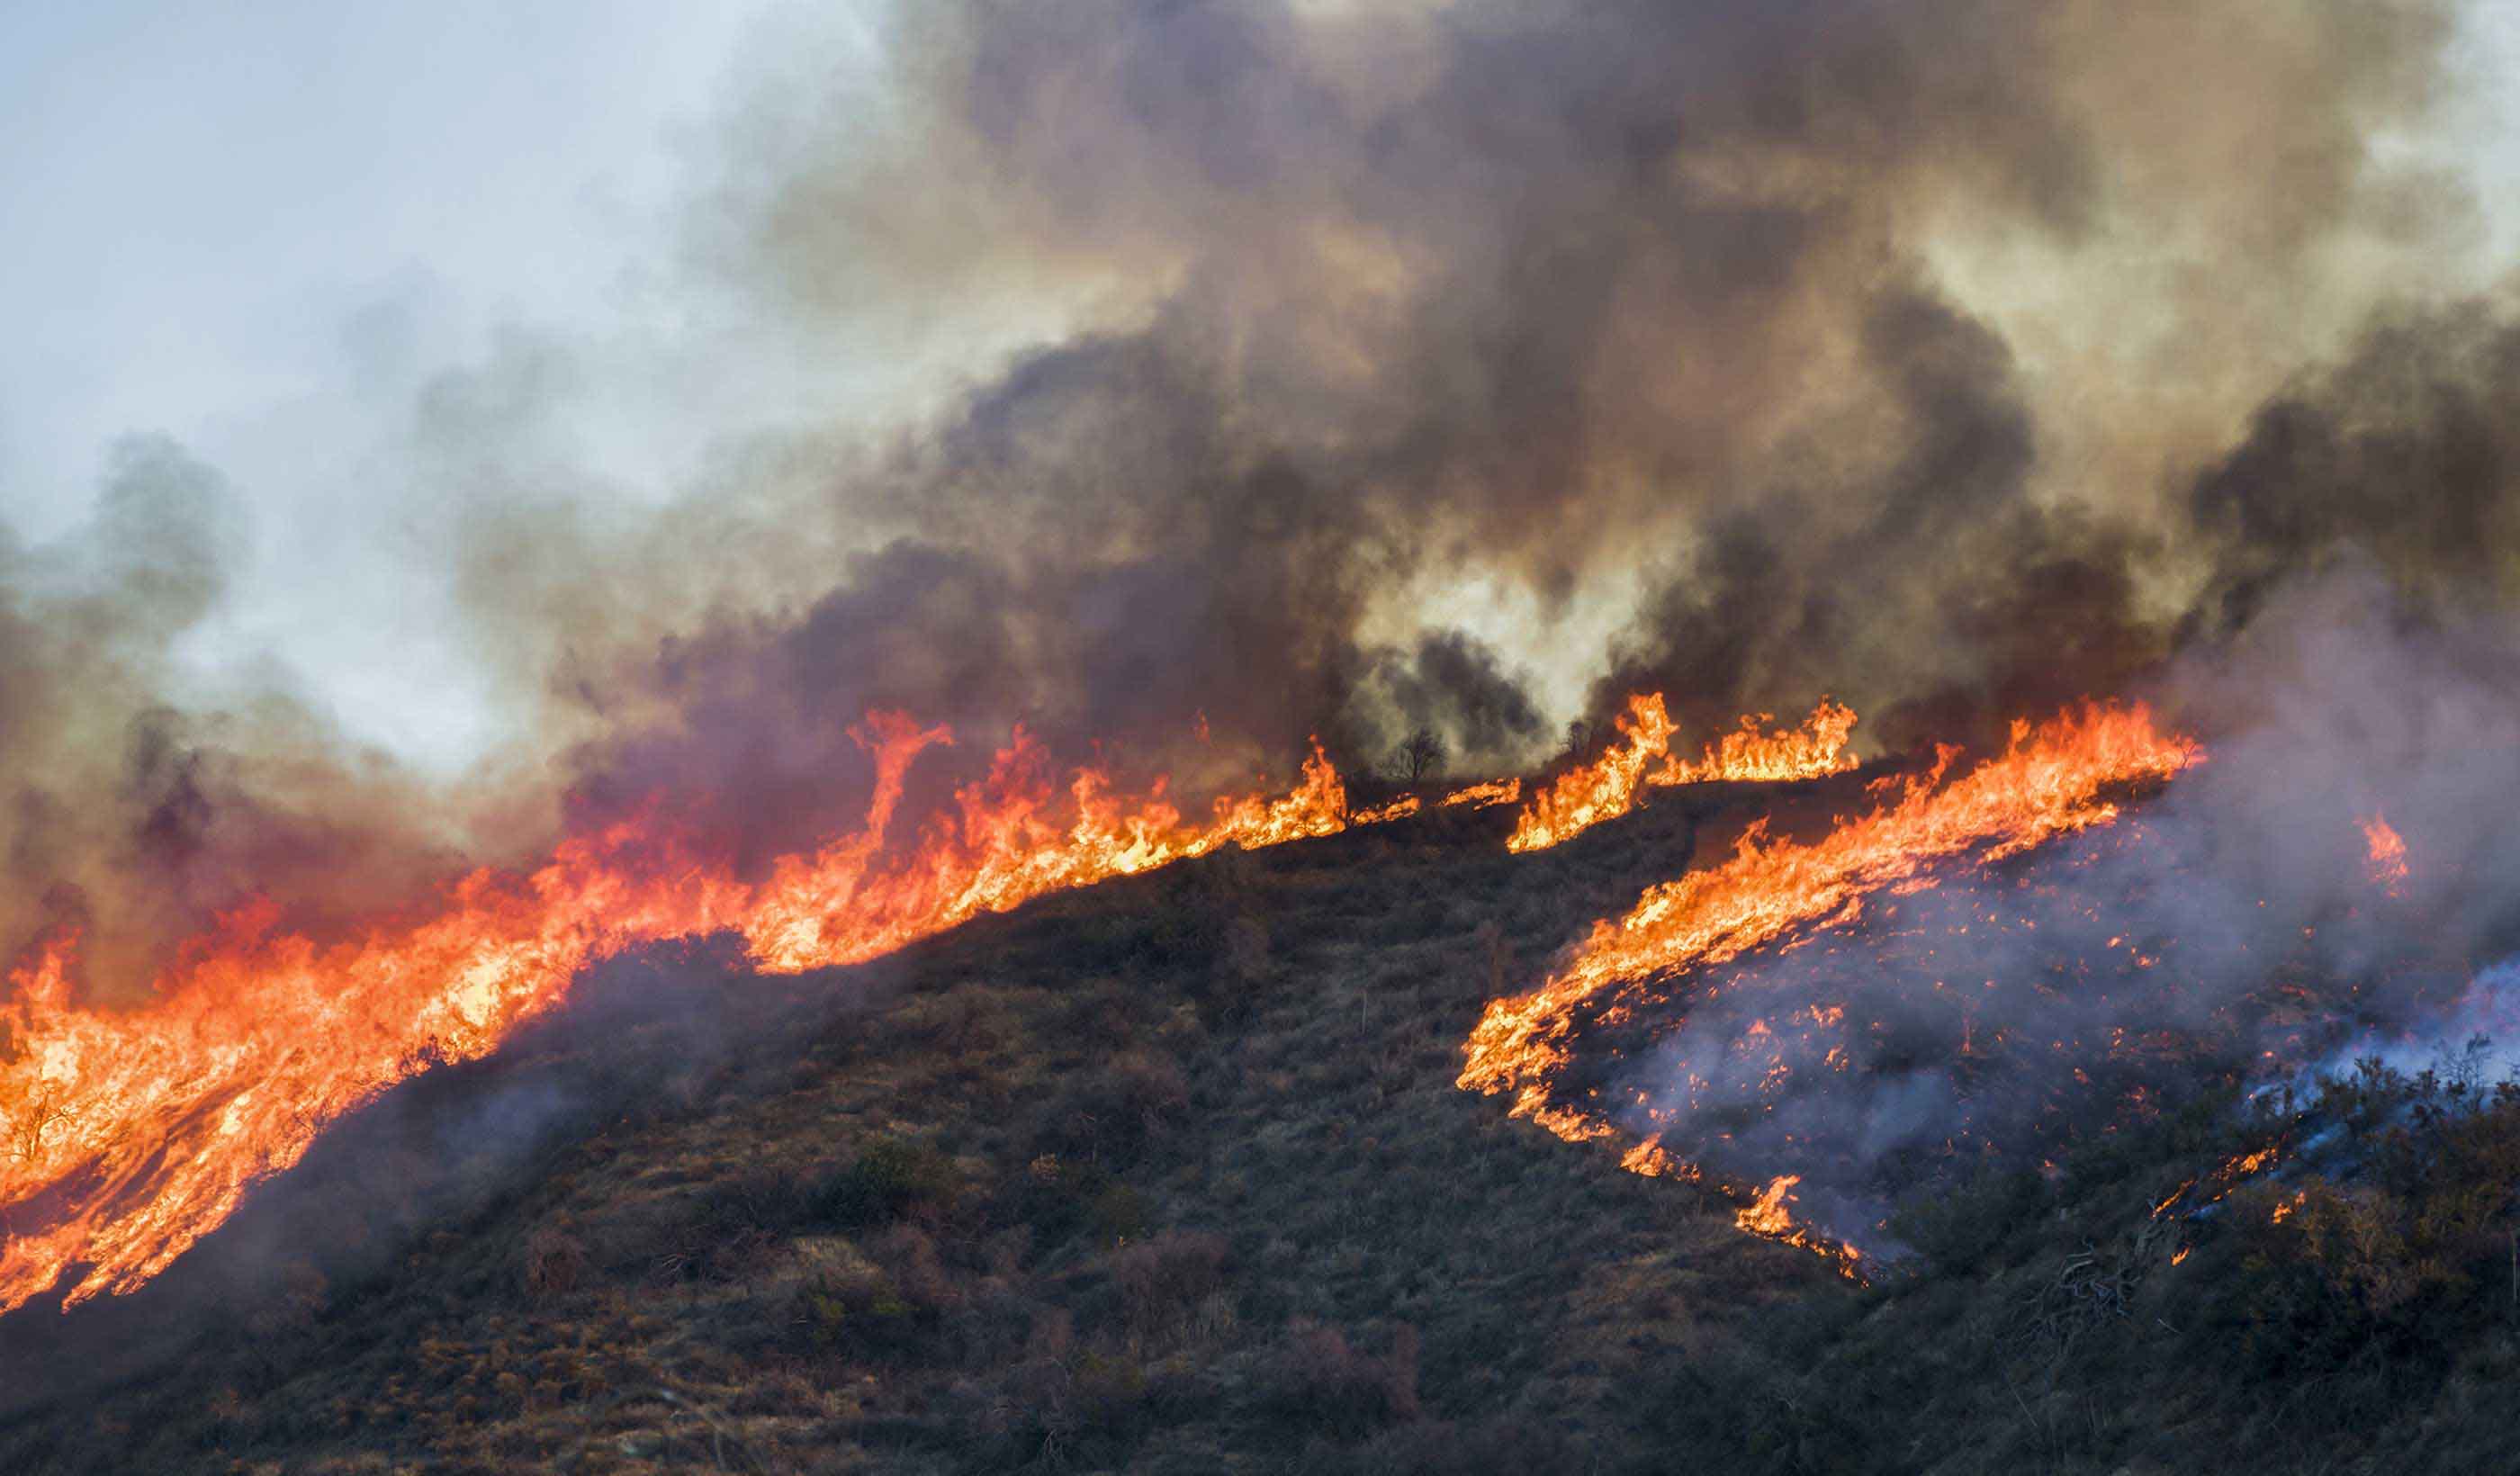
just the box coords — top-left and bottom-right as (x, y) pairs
(1575, 572), (2520, 1247)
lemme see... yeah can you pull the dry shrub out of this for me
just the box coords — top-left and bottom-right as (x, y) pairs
(522, 1224), (587, 1301)
(1112, 1229), (1230, 1335)
(868, 1224), (958, 1312)
(1031, 1050), (1190, 1168)
(820, 1137), (954, 1228)
(1257, 1318), (1421, 1437)
(1223, 914), (1273, 986)
(1343, 1414), (1576, 1475)
(1111, 1051), (1191, 1121)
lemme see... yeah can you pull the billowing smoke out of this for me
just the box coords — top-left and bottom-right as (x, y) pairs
(6, 0), (2511, 994)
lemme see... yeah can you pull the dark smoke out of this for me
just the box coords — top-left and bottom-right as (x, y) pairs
(532, 0), (2472, 837)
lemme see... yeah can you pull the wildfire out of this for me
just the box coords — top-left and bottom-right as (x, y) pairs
(1656, 699), (1861, 787)
(1441, 778), (1523, 811)
(1506, 697), (1858, 854)
(1461, 702), (2205, 1260)
(0, 716), (1351, 1315)
(1733, 1174), (1861, 1274)
(2362, 814), (2408, 896)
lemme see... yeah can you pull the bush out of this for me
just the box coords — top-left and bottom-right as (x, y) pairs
(520, 1224), (586, 1301)
(1090, 1183), (1151, 1246)
(822, 1138), (956, 1228)
(796, 1269), (932, 1362)
(1884, 1164), (2048, 1274)
(1251, 1320), (1420, 1440)
(1028, 1052), (1190, 1169)
(1113, 1230), (1231, 1336)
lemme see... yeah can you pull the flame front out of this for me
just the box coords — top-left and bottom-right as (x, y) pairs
(1507, 697), (1858, 854)
(1461, 702), (2204, 1259)
(0, 716), (1349, 1315)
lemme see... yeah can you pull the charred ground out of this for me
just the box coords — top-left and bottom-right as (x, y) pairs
(4, 774), (2519, 1475)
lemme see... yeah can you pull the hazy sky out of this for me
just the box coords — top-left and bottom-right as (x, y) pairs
(5, 2), (2519, 777)
(0, 1), (814, 768)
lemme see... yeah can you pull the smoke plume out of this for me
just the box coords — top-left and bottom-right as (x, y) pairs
(7, 0), (2512, 998)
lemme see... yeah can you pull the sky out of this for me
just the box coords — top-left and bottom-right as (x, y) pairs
(0, 1), (814, 769)
(4, 1), (2520, 778)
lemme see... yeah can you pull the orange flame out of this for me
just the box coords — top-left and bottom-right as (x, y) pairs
(1461, 702), (2204, 1260)
(1440, 778), (1522, 811)
(1732, 1174), (1860, 1274)
(2361, 814), (2408, 896)
(1507, 694), (1677, 853)
(0, 717), (1350, 1315)
(1506, 697), (1858, 854)
(1653, 698), (1860, 787)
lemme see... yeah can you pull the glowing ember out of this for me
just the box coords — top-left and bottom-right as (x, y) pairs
(0, 717), (1350, 1315)
(2362, 814), (2408, 896)
(1461, 702), (2205, 1262)
(1507, 697), (1858, 854)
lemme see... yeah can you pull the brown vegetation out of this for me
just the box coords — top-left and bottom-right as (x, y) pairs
(6, 775), (2520, 1472)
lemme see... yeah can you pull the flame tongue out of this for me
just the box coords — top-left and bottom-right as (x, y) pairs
(0, 720), (1349, 1316)
(1508, 697), (1859, 854)
(1459, 703), (2205, 1255)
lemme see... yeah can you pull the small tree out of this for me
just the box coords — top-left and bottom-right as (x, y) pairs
(1396, 726), (1445, 784)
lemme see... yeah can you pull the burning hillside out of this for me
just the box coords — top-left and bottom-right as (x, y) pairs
(0, 720), (1355, 1316)
(1467, 703), (2206, 1260)
(14, 0), (2520, 1468)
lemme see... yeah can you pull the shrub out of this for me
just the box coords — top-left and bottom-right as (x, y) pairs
(1251, 1320), (1421, 1440)
(520, 1224), (586, 1301)
(1089, 1183), (1151, 1246)
(1884, 1164), (2047, 1274)
(1028, 1051), (1190, 1169)
(796, 1270), (932, 1362)
(821, 1138), (955, 1228)
(1112, 1230), (1231, 1336)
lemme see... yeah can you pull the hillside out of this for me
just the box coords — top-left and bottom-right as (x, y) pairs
(5, 775), (2520, 1474)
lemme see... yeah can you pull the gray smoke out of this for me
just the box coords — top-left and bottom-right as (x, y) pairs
(1596, 568), (2520, 1246)
(7, 0), (2509, 990)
